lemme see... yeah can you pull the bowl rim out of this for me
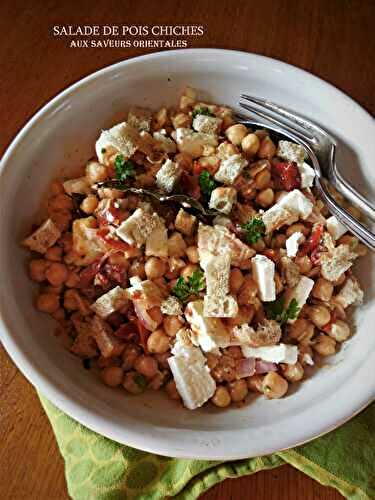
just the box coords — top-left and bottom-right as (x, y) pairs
(0, 48), (374, 459)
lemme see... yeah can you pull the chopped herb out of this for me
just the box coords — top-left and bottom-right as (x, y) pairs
(199, 170), (217, 201)
(192, 106), (214, 120)
(263, 385), (272, 393)
(265, 297), (300, 324)
(115, 154), (135, 182)
(134, 373), (147, 390)
(82, 359), (91, 370)
(172, 269), (206, 303)
(101, 147), (107, 154)
(241, 217), (266, 244)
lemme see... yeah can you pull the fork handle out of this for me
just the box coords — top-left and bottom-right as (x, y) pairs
(316, 178), (375, 251)
(328, 165), (375, 222)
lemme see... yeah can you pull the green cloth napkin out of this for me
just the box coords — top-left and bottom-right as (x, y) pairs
(38, 395), (374, 500)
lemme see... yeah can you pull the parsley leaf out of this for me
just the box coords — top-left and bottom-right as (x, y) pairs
(241, 217), (266, 244)
(199, 170), (217, 201)
(115, 154), (135, 182)
(192, 106), (214, 120)
(265, 297), (300, 324)
(134, 374), (147, 390)
(172, 269), (206, 304)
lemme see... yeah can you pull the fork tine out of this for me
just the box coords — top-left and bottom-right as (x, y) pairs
(240, 94), (327, 141)
(239, 101), (314, 144)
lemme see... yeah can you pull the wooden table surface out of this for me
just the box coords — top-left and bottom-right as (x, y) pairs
(0, 0), (373, 498)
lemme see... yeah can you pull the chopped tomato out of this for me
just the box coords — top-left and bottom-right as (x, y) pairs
(136, 319), (149, 352)
(97, 227), (131, 251)
(192, 161), (205, 176)
(114, 322), (138, 342)
(262, 248), (280, 263)
(272, 161), (301, 191)
(321, 311), (337, 334)
(299, 224), (324, 257)
(79, 260), (102, 288)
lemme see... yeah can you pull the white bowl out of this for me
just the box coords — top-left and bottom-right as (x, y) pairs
(0, 49), (374, 460)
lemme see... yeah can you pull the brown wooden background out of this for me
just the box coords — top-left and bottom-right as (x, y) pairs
(1, 0), (374, 498)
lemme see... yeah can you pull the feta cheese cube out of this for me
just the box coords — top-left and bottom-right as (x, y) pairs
(175, 128), (218, 158)
(284, 276), (314, 323)
(326, 216), (348, 240)
(91, 286), (128, 318)
(278, 189), (313, 219)
(23, 218), (61, 254)
(174, 208), (197, 236)
(145, 218), (168, 258)
(286, 231), (305, 257)
(116, 208), (160, 247)
(72, 217), (107, 266)
(203, 295), (238, 318)
(214, 154), (248, 185)
(204, 253), (231, 297)
(262, 206), (297, 233)
(127, 107), (152, 132)
(63, 177), (91, 195)
(168, 345), (216, 410)
(153, 131), (177, 154)
(335, 276), (364, 308)
(320, 244), (357, 282)
(95, 122), (139, 163)
(155, 159), (182, 193)
(298, 162), (315, 188)
(185, 300), (230, 352)
(277, 140), (307, 166)
(192, 114), (222, 135)
(161, 296), (183, 316)
(241, 343), (299, 365)
(209, 187), (237, 214)
(126, 279), (166, 308)
(251, 255), (276, 302)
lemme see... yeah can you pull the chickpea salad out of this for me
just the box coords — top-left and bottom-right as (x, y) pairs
(22, 87), (366, 410)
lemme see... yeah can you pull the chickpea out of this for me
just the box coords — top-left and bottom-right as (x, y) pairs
(101, 366), (124, 387)
(29, 259), (49, 282)
(165, 380), (180, 400)
(288, 319), (315, 344)
(51, 211), (72, 232)
(144, 257), (166, 280)
(238, 276), (258, 306)
(225, 124), (248, 145)
(154, 352), (171, 369)
(254, 168), (271, 190)
(122, 344), (141, 371)
(274, 272), (284, 295)
(147, 329), (170, 354)
(172, 112), (191, 129)
(36, 293), (60, 313)
(333, 273), (346, 287)
(286, 223), (309, 237)
(50, 180), (64, 196)
(44, 284), (63, 294)
(229, 268), (244, 294)
(52, 307), (66, 322)
(258, 136), (276, 159)
(65, 270), (80, 288)
(225, 346), (243, 359)
(163, 316), (183, 337)
(211, 386), (232, 407)
(328, 320), (350, 342)
(45, 246), (63, 262)
(241, 133), (260, 157)
(59, 232), (73, 253)
(180, 264), (199, 281)
(128, 261), (146, 279)
(149, 371), (167, 390)
(313, 334), (336, 356)
(295, 255), (312, 274)
(80, 195), (98, 214)
(148, 307), (163, 329)
(247, 375), (264, 393)
(312, 278), (334, 302)
(86, 161), (108, 183)
(256, 188), (274, 208)
(123, 371), (146, 394)
(262, 373), (288, 399)
(63, 289), (78, 311)
(282, 362), (304, 382)
(226, 305), (255, 327)
(134, 355), (158, 379)
(48, 193), (74, 212)
(298, 345), (314, 366)
(307, 305), (331, 329)
(45, 262), (68, 287)
(217, 142), (239, 159)
(205, 352), (219, 370)
(168, 232), (187, 257)
(185, 246), (199, 264)
(229, 379), (248, 402)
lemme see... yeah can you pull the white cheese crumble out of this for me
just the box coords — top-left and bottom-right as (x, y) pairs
(298, 162), (315, 188)
(91, 286), (128, 318)
(326, 215), (348, 241)
(116, 208), (161, 247)
(320, 244), (358, 282)
(277, 140), (307, 166)
(214, 154), (248, 185)
(251, 254), (276, 302)
(153, 131), (177, 154)
(335, 276), (364, 308)
(161, 296), (183, 316)
(262, 189), (313, 233)
(95, 122), (139, 163)
(241, 343), (299, 365)
(155, 159), (182, 193)
(284, 276), (314, 323)
(192, 114), (222, 135)
(23, 218), (61, 254)
(209, 187), (237, 214)
(286, 231), (305, 257)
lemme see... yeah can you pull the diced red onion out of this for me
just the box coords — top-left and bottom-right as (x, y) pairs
(134, 301), (157, 331)
(235, 357), (256, 378)
(255, 360), (277, 374)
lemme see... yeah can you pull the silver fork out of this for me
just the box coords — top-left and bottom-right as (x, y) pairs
(239, 95), (375, 251)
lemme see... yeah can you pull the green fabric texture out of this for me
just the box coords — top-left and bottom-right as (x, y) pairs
(38, 395), (374, 500)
